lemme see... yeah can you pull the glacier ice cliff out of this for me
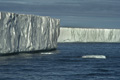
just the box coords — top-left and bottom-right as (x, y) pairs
(58, 27), (120, 43)
(0, 12), (60, 54)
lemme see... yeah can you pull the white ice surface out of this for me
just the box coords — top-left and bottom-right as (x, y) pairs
(0, 12), (60, 54)
(82, 55), (106, 59)
(58, 27), (120, 43)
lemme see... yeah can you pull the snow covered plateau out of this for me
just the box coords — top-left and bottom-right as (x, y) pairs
(0, 12), (60, 54)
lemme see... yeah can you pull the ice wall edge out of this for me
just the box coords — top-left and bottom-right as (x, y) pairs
(58, 27), (120, 43)
(0, 12), (60, 54)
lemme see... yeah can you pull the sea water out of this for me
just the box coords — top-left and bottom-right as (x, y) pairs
(0, 0), (120, 80)
(0, 43), (120, 80)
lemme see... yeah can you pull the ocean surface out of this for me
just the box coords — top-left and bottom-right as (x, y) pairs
(0, 0), (120, 28)
(0, 43), (120, 80)
(0, 1), (120, 80)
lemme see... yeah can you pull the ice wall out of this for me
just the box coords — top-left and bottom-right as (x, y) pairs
(58, 27), (120, 42)
(0, 12), (60, 54)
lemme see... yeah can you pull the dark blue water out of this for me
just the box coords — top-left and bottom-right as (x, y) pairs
(0, 43), (120, 80)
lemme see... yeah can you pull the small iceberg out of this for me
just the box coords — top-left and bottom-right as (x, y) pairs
(82, 55), (106, 59)
(41, 52), (54, 55)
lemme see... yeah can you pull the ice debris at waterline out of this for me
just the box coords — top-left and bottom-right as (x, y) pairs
(41, 52), (54, 55)
(82, 55), (106, 59)
(58, 27), (120, 42)
(0, 12), (60, 54)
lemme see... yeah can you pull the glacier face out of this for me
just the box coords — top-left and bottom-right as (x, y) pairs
(0, 12), (60, 54)
(58, 27), (120, 42)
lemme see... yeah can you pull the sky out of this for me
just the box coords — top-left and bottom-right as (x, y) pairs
(0, 0), (120, 28)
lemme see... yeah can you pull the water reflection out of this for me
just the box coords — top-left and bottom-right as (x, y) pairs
(0, 50), (59, 62)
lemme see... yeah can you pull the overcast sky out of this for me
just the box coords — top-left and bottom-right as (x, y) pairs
(0, 0), (120, 28)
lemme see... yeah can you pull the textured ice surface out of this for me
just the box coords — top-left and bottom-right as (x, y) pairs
(58, 27), (120, 42)
(0, 12), (60, 54)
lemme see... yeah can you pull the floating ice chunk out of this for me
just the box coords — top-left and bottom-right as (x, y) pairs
(41, 52), (54, 55)
(82, 55), (106, 59)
